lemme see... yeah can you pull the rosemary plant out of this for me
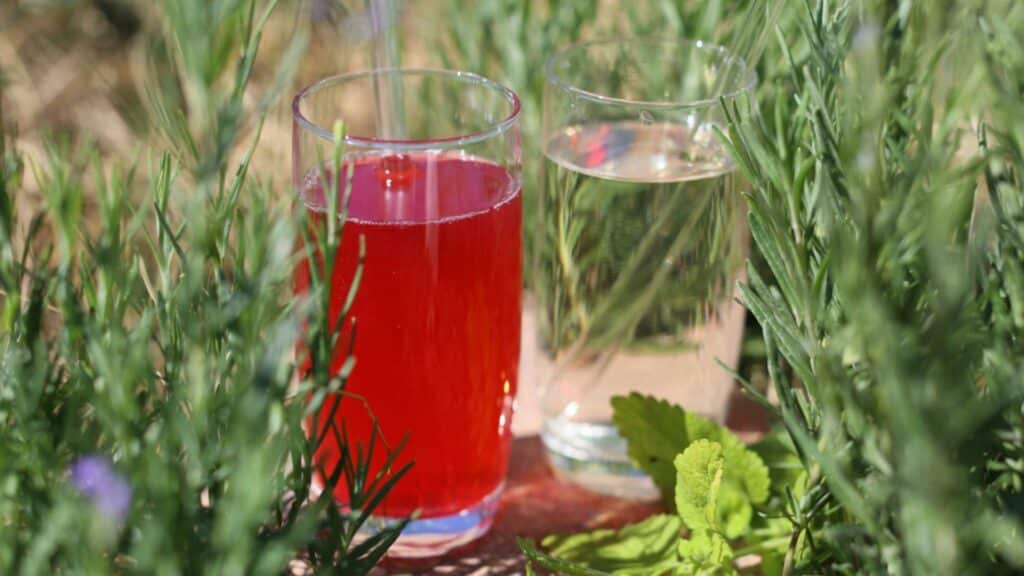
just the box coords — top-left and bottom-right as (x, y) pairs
(731, 0), (1024, 572)
(0, 1), (408, 573)
(519, 0), (1024, 574)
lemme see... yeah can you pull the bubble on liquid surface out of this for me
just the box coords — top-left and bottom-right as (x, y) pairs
(375, 153), (415, 188)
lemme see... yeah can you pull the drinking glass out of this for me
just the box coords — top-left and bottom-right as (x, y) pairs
(293, 69), (522, 557)
(536, 39), (756, 499)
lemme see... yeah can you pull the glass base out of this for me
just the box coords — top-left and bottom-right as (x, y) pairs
(352, 483), (503, 559)
(542, 418), (660, 500)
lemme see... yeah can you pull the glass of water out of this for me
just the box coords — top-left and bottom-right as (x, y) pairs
(536, 38), (756, 498)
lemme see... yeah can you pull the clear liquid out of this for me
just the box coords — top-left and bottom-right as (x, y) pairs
(536, 121), (748, 498)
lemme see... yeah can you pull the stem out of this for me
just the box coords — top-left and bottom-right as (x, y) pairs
(732, 536), (793, 556)
(781, 527), (801, 576)
(555, 175), (590, 339)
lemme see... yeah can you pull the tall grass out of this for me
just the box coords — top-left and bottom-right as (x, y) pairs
(0, 1), (408, 573)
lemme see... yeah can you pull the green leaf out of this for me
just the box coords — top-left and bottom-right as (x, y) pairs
(751, 427), (807, 499)
(677, 531), (735, 575)
(715, 484), (753, 540)
(722, 441), (771, 506)
(674, 440), (725, 532)
(518, 538), (612, 576)
(541, 515), (683, 575)
(718, 443), (772, 537)
(613, 393), (771, 537)
(612, 393), (694, 499)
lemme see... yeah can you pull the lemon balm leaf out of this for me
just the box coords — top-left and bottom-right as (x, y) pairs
(518, 538), (613, 576)
(675, 440), (725, 532)
(612, 393), (694, 499)
(614, 393), (771, 537)
(677, 530), (735, 575)
(723, 440), (771, 505)
(539, 515), (683, 575)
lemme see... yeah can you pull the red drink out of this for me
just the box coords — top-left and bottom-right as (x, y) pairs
(295, 154), (521, 518)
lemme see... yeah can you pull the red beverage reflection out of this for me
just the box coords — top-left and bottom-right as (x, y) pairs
(295, 154), (521, 517)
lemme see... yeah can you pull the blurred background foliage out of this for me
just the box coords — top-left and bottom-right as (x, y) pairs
(0, 0), (781, 235)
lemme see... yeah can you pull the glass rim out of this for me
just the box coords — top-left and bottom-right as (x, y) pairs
(544, 37), (758, 109)
(292, 68), (521, 152)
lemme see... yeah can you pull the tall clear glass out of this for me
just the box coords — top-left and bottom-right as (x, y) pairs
(536, 39), (756, 499)
(293, 69), (522, 557)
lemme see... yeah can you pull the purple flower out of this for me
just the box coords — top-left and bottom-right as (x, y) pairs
(69, 455), (132, 521)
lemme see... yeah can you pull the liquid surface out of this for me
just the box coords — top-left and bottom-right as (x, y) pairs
(537, 122), (747, 481)
(545, 121), (734, 183)
(296, 154), (522, 517)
